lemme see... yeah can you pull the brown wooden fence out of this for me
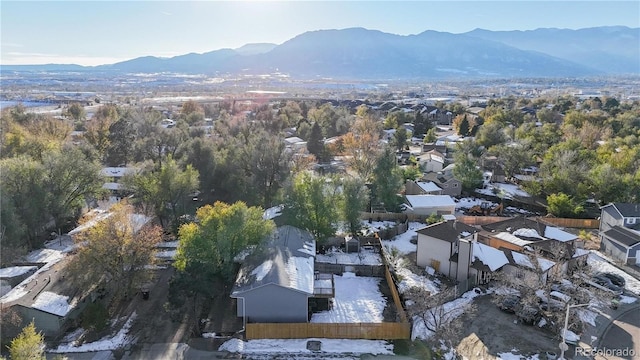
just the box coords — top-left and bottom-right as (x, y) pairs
(246, 322), (410, 340)
(536, 217), (600, 229)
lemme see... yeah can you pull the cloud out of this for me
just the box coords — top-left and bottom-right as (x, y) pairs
(161, 11), (172, 16)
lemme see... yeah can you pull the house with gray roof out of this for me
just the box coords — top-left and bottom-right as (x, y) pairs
(599, 203), (640, 265)
(415, 220), (508, 285)
(231, 225), (333, 324)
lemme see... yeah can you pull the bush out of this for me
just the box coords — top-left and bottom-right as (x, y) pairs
(81, 303), (109, 332)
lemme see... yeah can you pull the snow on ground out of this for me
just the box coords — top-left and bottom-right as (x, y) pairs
(588, 251), (640, 295)
(311, 273), (385, 323)
(620, 295), (637, 304)
(51, 312), (137, 353)
(497, 351), (541, 360)
(0, 266), (37, 278)
(315, 248), (381, 265)
(412, 288), (487, 340)
(476, 182), (530, 199)
(218, 338), (393, 355)
(392, 258), (440, 295)
(455, 197), (497, 210)
(577, 308), (598, 327)
(379, 222), (425, 255)
(361, 220), (397, 235)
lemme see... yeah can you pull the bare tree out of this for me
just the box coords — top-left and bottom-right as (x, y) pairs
(404, 286), (476, 349)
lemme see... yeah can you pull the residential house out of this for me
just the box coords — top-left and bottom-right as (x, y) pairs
(500, 248), (556, 285)
(2, 260), (95, 337)
(599, 203), (640, 265)
(422, 165), (462, 197)
(416, 220), (508, 284)
(405, 180), (442, 196)
(100, 167), (138, 198)
(479, 217), (586, 279)
(403, 195), (456, 216)
(231, 226), (334, 324)
(417, 150), (445, 173)
(284, 137), (307, 152)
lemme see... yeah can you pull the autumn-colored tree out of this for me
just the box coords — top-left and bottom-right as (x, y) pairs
(342, 106), (382, 180)
(67, 203), (163, 302)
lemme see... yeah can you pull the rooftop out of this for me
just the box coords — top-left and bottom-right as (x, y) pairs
(231, 226), (316, 296)
(417, 221), (478, 243)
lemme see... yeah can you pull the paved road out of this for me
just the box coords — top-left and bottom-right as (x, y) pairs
(594, 307), (640, 360)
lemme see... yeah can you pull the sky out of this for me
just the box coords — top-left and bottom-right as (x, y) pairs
(1, 1), (639, 66)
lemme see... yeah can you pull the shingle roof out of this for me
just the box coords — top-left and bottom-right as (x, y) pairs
(609, 203), (640, 217)
(603, 225), (640, 248)
(231, 226), (316, 296)
(417, 221), (478, 243)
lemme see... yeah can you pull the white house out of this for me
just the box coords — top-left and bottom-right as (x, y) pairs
(403, 195), (456, 216)
(416, 220), (508, 284)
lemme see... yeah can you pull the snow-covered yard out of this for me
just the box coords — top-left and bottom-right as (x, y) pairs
(315, 247), (381, 265)
(218, 338), (393, 356)
(310, 273), (385, 323)
(50, 313), (137, 353)
(378, 221), (425, 255)
(412, 288), (486, 340)
(476, 182), (530, 199)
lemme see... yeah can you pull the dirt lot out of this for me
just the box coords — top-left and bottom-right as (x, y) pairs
(455, 295), (559, 359)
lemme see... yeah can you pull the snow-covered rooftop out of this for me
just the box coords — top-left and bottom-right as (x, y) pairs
(512, 228), (545, 240)
(232, 226), (316, 296)
(263, 205), (283, 220)
(416, 181), (442, 193)
(0, 266), (38, 279)
(493, 232), (535, 247)
(473, 243), (509, 271)
(405, 195), (455, 208)
(544, 226), (578, 242)
(100, 167), (137, 178)
(32, 291), (76, 317)
(510, 251), (555, 272)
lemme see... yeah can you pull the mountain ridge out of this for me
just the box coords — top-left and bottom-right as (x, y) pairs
(2, 26), (638, 79)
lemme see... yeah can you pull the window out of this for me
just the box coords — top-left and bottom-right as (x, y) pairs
(627, 217), (637, 225)
(453, 183), (458, 187)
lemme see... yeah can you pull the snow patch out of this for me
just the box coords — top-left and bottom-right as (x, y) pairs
(311, 274), (385, 323)
(51, 312), (137, 353)
(32, 291), (76, 317)
(218, 338), (393, 355)
(251, 260), (273, 282)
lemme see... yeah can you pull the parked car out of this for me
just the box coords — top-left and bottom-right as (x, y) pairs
(517, 305), (541, 325)
(597, 272), (626, 288)
(592, 274), (623, 293)
(498, 294), (521, 313)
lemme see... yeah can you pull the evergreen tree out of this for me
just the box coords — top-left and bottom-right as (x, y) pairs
(307, 122), (325, 160)
(8, 321), (45, 360)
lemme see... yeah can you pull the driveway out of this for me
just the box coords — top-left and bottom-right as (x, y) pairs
(455, 295), (559, 359)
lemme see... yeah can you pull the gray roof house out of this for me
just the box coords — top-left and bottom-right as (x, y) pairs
(599, 203), (640, 265)
(416, 220), (508, 285)
(231, 226), (333, 324)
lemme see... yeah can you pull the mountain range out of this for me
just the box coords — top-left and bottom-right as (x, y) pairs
(3, 26), (638, 80)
